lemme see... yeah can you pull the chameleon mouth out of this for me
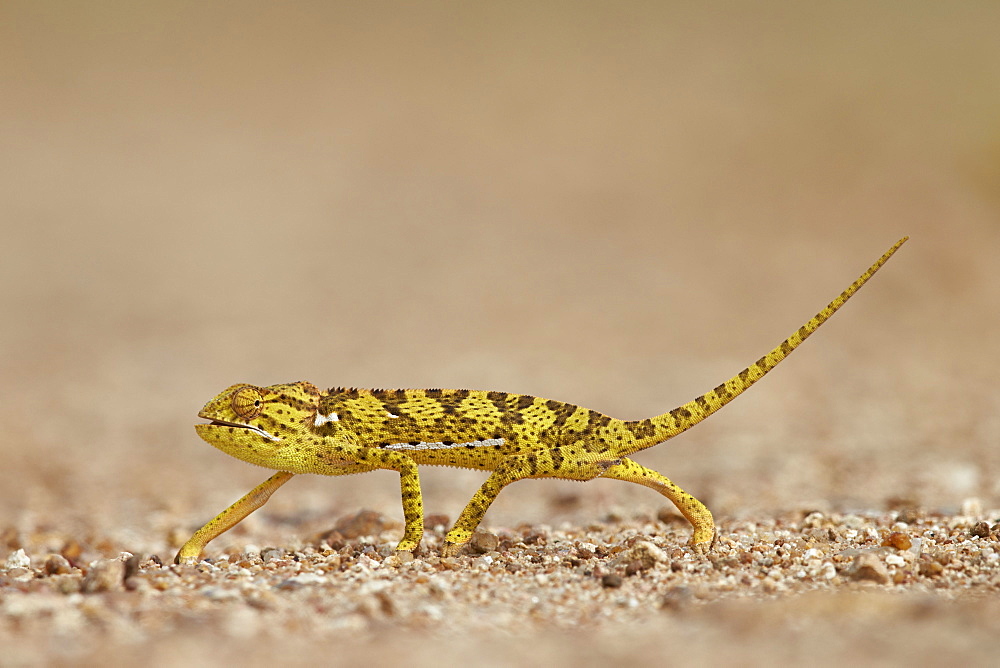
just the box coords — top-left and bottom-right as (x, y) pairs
(197, 417), (282, 442)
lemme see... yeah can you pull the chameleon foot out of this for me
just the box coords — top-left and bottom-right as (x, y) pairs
(395, 536), (421, 554)
(689, 529), (718, 556)
(174, 540), (206, 565)
(440, 541), (468, 558)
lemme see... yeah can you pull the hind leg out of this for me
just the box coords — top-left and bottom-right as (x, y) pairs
(601, 457), (715, 553)
(441, 449), (612, 556)
(441, 455), (537, 556)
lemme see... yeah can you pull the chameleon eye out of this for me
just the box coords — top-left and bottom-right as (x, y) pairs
(231, 386), (263, 420)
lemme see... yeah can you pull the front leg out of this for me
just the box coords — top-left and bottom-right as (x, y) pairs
(175, 471), (295, 564)
(353, 449), (425, 554)
(174, 459), (377, 563)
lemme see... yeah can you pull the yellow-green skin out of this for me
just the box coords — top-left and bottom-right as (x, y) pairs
(176, 238), (907, 564)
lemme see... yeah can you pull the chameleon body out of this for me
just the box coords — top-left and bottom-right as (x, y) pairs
(176, 237), (907, 564)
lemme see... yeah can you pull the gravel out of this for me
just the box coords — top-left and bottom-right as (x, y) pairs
(4, 504), (1000, 666)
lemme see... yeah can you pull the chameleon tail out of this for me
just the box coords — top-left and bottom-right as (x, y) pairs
(623, 237), (908, 454)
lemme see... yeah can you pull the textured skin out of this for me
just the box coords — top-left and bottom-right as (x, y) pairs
(175, 238), (907, 564)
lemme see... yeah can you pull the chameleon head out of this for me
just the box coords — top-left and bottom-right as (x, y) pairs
(194, 381), (322, 471)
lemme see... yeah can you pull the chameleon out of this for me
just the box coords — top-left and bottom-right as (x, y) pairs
(175, 237), (907, 564)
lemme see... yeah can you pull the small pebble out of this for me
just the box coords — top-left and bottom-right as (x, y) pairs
(919, 560), (944, 577)
(896, 506), (920, 524)
(334, 510), (394, 539)
(850, 553), (890, 584)
(601, 573), (623, 588)
(44, 554), (71, 576)
(81, 559), (125, 593)
(61, 540), (83, 563)
(970, 522), (991, 539)
(624, 560), (645, 576)
(4, 549), (30, 570)
(469, 531), (499, 554)
(615, 541), (666, 570)
(278, 572), (326, 588)
(123, 554), (141, 579)
(885, 554), (906, 567)
(261, 547), (285, 562)
(881, 532), (912, 551)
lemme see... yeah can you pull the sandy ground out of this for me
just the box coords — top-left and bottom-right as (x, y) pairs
(2, 2), (999, 665)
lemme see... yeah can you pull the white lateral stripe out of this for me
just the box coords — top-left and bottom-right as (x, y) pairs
(383, 438), (504, 452)
(251, 426), (281, 442)
(313, 412), (339, 427)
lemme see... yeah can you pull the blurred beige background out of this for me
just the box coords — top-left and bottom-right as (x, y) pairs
(1, 1), (998, 558)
